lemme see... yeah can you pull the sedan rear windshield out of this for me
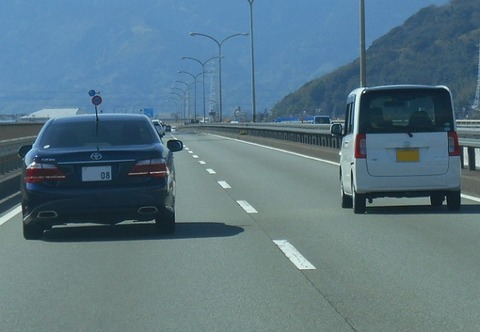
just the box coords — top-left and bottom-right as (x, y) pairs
(359, 88), (454, 134)
(38, 120), (157, 148)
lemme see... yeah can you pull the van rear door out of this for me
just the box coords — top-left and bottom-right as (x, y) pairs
(360, 86), (455, 178)
(365, 132), (450, 177)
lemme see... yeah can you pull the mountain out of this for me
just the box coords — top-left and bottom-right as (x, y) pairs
(272, 0), (480, 120)
(0, 0), (448, 118)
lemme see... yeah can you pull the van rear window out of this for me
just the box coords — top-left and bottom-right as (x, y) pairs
(359, 88), (454, 134)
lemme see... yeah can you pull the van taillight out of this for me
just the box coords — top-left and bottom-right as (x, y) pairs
(354, 134), (367, 159)
(448, 131), (460, 156)
(128, 159), (169, 177)
(25, 162), (66, 183)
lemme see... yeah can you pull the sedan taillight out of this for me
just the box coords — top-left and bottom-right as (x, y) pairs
(25, 162), (66, 183)
(128, 159), (169, 178)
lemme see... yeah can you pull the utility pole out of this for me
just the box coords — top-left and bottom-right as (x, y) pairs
(359, 0), (367, 87)
(247, 0), (257, 122)
(472, 40), (480, 111)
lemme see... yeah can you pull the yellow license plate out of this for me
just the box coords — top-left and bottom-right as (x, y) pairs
(396, 149), (419, 162)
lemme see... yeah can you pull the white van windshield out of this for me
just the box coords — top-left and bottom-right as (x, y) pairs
(359, 88), (454, 134)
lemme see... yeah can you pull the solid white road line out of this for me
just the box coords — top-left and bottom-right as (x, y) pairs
(218, 181), (231, 189)
(209, 133), (339, 166)
(461, 193), (480, 203)
(273, 240), (316, 270)
(237, 200), (258, 213)
(0, 205), (21, 226)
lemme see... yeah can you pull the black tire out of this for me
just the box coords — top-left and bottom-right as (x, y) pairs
(341, 181), (353, 208)
(155, 211), (176, 234)
(352, 185), (366, 214)
(430, 194), (444, 206)
(23, 222), (44, 240)
(446, 190), (461, 211)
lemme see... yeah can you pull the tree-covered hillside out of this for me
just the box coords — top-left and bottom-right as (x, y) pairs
(272, 0), (480, 120)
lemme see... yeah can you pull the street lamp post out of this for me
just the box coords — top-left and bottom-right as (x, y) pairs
(182, 56), (219, 123)
(247, 0), (257, 122)
(171, 90), (186, 121)
(174, 80), (192, 119)
(168, 96), (182, 119)
(359, 0), (367, 87)
(190, 32), (248, 122)
(178, 70), (202, 122)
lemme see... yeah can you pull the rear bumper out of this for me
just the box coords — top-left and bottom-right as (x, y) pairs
(22, 184), (174, 226)
(354, 161), (461, 197)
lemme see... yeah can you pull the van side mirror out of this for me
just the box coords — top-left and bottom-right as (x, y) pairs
(330, 123), (343, 136)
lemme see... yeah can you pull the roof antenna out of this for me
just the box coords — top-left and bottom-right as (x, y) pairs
(89, 90), (102, 138)
(89, 89), (102, 123)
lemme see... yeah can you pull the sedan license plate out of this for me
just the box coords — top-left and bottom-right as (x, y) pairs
(396, 149), (419, 162)
(82, 166), (112, 182)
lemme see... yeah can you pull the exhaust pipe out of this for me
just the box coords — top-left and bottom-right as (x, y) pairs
(137, 206), (158, 215)
(37, 211), (58, 219)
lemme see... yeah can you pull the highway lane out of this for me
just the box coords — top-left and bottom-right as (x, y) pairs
(174, 131), (480, 331)
(0, 132), (352, 331)
(1, 131), (480, 331)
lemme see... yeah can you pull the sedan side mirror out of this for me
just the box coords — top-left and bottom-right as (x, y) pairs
(167, 139), (183, 152)
(18, 144), (33, 158)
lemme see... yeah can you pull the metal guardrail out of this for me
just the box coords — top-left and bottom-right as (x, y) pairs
(2, 122), (480, 177)
(0, 137), (35, 175)
(178, 123), (480, 171)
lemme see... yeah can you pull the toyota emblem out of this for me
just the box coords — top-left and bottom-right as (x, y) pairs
(90, 152), (103, 161)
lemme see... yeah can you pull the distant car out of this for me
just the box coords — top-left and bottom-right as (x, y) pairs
(18, 114), (183, 239)
(152, 119), (166, 137)
(165, 124), (172, 132)
(313, 115), (331, 124)
(331, 85), (461, 213)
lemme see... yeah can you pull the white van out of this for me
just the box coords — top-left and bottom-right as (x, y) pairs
(331, 85), (461, 213)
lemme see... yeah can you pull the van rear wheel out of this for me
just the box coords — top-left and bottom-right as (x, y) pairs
(341, 180), (353, 208)
(430, 194), (444, 206)
(446, 190), (461, 211)
(352, 185), (366, 214)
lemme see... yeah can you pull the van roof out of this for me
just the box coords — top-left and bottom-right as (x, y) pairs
(349, 84), (450, 96)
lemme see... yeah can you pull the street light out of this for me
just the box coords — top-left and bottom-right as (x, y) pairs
(174, 80), (193, 119)
(178, 70), (202, 122)
(182, 55), (219, 123)
(247, 0), (257, 122)
(172, 86), (187, 121)
(190, 32), (249, 122)
(167, 96), (182, 119)
(359, 0), (367, 87)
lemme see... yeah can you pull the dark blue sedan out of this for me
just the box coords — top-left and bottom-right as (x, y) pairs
(18, 114), (183, 239)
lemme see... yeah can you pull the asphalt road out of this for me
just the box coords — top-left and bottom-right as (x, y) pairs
(1, 131), (480, 331)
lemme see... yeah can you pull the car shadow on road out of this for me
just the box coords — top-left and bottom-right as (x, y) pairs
(43, 222), (244, 242)
(365, 203), (480, 215)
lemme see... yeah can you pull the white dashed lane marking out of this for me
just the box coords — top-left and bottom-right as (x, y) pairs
(236, 200), (258, 213)
(274, 240), (316, 270)
(218, 181), (231, 189)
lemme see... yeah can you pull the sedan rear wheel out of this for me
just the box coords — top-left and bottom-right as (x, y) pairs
(155, 211), (176, 234)
(23, 222), (44, 240)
